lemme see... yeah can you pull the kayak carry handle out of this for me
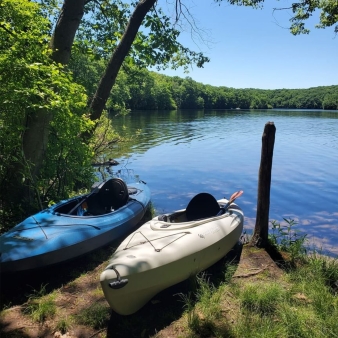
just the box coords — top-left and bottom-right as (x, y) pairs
(109, 279), (128, 289)
(107, 266), (129, 289)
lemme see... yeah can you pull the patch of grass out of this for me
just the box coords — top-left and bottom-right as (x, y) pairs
(65, 279), (78, 289)
(177, 241), (338, 338)
(180, 272), (233, 337)
(194, 273), (222, 320)
(239, 254), (338, 337)
(234, 313), (287, 338)
(308, 253), (338, 290)
(75, 302), (110, 329)
(180, 292), (199, 332)
(239, 283), (284, 316)
(223, 262), (238, 284)
(54, 316), (72, 334)
(22, 284), (56, 322)
(279, 305), (325, 338)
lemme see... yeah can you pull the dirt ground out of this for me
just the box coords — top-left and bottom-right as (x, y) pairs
(0, 243), (284, 338)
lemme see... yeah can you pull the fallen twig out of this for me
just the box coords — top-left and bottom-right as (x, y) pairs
(233, 265), (269, 278)
(89, 328), (105, 338)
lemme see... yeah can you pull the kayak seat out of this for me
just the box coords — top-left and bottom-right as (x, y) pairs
(186, 193), (220, 222)
(98, 178), (129, 211)
(85, 194), (106, 215)
(86, 178), (129, 215)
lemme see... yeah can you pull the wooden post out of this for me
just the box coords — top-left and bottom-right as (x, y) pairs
(250, 122), (276, 248)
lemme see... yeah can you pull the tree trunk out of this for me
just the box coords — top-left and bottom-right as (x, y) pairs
(27, 0), (86, 178)
(50, 0), (86, 65)
(8, 0), (156, 213)
(23, 109), (53, 204)
(89, 0), (157, 121)
(250, 122), (276, 248)
(9, 0), (86, 212)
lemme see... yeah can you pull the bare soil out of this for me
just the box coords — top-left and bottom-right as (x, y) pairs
(0, 243), (284, 338)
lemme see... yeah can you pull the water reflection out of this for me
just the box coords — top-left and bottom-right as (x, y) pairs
(105, 109), (338, 257)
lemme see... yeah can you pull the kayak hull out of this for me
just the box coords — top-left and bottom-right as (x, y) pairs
(0, 180), (151, 274)
(100, 197), (244, 315)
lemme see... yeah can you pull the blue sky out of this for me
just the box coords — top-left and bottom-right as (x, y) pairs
(154, 0), (338, 90)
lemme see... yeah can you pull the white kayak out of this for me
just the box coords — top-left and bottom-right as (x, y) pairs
(100, 192), (244, 315)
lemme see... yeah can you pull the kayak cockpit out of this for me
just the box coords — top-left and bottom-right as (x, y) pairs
(53, 178), (131, 216)
(158, 192), (225, 223)
(152, 193), (238, 231)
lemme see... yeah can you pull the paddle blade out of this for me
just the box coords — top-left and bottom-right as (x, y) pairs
(223, 190), (244, 211)
(229, 190), (243, 203)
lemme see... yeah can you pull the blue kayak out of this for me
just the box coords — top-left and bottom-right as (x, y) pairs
(0, 178), (151, 274)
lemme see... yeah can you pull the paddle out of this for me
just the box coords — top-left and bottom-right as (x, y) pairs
(222, 190), (244, 211)
(68, 183), (101, 215)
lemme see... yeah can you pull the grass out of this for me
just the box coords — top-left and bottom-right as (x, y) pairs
(22, 284), (57, 322)
(75, 302), (110, 329)
(166, 220), (338, 338)
(176, 253), (338, 338)
(54, 317), (72, 335)
(1, 217), (338, 338)
(239, 282), (284, 315)
(172, 226), (338, 338)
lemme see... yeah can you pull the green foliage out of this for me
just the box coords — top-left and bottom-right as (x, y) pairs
(55, 317), (72, 334)
(68, 57), (335, 111)
(180, 273), (223, 336)
(307, 253), (338, 290)
(136, 8), (210, 71)
(215, 0), (338, 34)
(72, 0), (209, 71)
(0, 0), (94, 227)
(105, 68), (338, 110)
(0, 0), (52, 223)
(269, 218), (307, 261)
(90, 112), (122, 158)
(75, 302), (110, 329)
(23, 284), (56, 322)
(318, 0), (338, 33)
(240, 283), (284, 315)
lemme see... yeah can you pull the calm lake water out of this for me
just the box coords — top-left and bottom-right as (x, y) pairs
(98, 109), (338, 256)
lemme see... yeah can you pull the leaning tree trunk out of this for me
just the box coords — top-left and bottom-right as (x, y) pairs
(50, 0), (86, 65)
(89, 0), (157, 122)
(250, 122), (276, 248)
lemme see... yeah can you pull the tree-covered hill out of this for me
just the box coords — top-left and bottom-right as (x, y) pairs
(73, 62), (337, 112)
(106, 69), (338, 111)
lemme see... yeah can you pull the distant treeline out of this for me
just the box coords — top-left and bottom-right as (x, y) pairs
(113, 71), (338, 111)
(69, 59), (338, 111)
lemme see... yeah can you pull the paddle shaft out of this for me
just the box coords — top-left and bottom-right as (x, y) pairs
(223, 190), (243, 211)
(68, 184), (101, 215)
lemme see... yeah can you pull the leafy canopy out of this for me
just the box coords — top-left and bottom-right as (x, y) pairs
(0, 0), (94, 216)
(68, 0), (210, 70)
(215, 0), (338, 34)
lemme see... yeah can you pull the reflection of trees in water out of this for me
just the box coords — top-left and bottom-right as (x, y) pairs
(95, 166), (139, 184)
(110, 110), (213, 159)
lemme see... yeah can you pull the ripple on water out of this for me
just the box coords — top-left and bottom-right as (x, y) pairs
(111, 109), (338, 256)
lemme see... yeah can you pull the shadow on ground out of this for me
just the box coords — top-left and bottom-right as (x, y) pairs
(105, 242), (243, 338)
(0, 244), (113, 308)
(0, 238), (243, 338)
(0, 206), (156, 310)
